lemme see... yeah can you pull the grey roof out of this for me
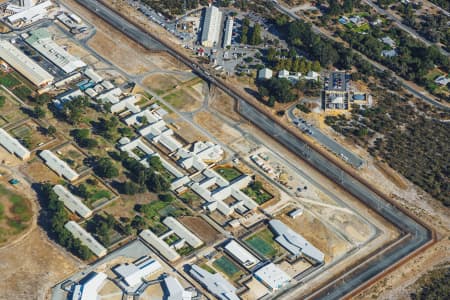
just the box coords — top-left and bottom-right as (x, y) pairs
(189, 265), (239, 300)
(201, 6), (223, 47)
(269, 220), (324, 263)
(39, 150), (79, 181)
(0, 128), (30, 160)
(254, 263), (290, 291)
(65, 221), (107, 257)
(139, 229), (180, 262)
(0, 39), (54, 86)
(163, 217), (203, 248)
(53, 185), (92, 218)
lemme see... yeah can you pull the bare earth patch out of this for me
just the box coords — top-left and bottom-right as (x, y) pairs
(0, 228), (79, 300)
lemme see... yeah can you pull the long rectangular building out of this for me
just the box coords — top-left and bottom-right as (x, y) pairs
(223, 17), (233, 48)
(65, 221), (107, 257)
(139, 229), (180, 262)
(224, 239), (259, 269)
(39, 149), (79, 181)
(25, 28), (86, 73)
(189, 265), (239, 300)
(201, 5), (223, 47)
(0, 39), (54, 87)
(53, 185), (92, 218)
(163, 217), (203, 248)
(269, 219), (324, 264)
(0, 128), (30, 160)
(71, 272), (107, 300)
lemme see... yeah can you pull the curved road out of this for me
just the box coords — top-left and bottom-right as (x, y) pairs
(274, 3), (450, 111)
(72, 1), (433, 299)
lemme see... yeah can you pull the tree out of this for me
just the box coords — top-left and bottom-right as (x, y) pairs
(121, 181), (142, 195)
(148, 156), (164, 172)
(0, 96), (5, 108)
(159, 193), (175, 202)
(77, 184), (90, 199)
(147, 172), (170, 193)
(33, 93), (51, 105)
(259, 78), (296, 103)
(33, 106), (45, 119)
(343, 0), (353, 13)
(94, 157), (119, 178)
(47, 125), (56, 135)
(249, 23), (262, 45)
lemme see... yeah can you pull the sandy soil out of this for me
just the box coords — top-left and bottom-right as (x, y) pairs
(278, 211), (353, 263)
(209, 87), (241, 122)
(193, 111), (242, 145)
(21, 160), (61, 184)
(0, 228), (79, 300)
(179, 216), (222, 245)
(172, 120), (208, 144)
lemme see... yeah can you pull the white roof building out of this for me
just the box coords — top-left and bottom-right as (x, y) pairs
(84, 68), (103, 83)
(114, 257), (162, 287)
(304, 71), (319, 81)
(65, 221), (107, 257)
(201, 5), (223, 48)
(163, 217), (203, 248)
(0, 128), (30, 160)
(434, 75), (450, 86)
(110, 95), (140, 114)
(139, 229), (181, 262)
(53, 185), (92, 218)
(39, 150), (79, 181)
(254, 263), (290, 291)
(176, 141), (224, 172)
(7, 1), (53, 25)
(189, 265), (239, 300)
(163, 276), (193, 300)
(269, 220), (324, 264)
(258, 68), (273, 80)
(71, 272), (107, 300)
(278, 69), (301, 83)
(223, 17), (233, 48)
(96, 87), (122, 104)
(380, 36), (396, 48)
(0, 39), (54, 86)
(224, 239), (260, 269)
(25, 28), (86, 73)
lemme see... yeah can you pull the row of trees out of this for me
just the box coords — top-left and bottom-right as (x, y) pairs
(40, 183), (91, 260)
(264, 47), (321, 73)
(241, 18), (262, 45)
(71, 128), (99, 149)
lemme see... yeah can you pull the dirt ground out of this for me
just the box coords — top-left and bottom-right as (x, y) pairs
(0, 225), (79, 300)
(193, 111), (242, 145)
(172, 120), (208, 144)
(21, 160), (61, 184)
(209, 87), (241, 122)
(178, 216), (222, 245)
(143, 73), (180, 94)
(278, 211), (353, 262)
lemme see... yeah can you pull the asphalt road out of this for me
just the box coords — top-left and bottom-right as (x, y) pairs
(239, 100), (431, 299)
(362, 0), (449, 56)
(287, 106), (364, 169)
(74, 0), (432, 299)
(274, 3), (450, 112)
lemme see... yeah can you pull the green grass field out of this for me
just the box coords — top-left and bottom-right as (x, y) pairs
(0, 184), (32, 243)
(0, 73), (21, 88)
(242, 187), (272, 205)
(245, 228), (280, 259)
(12, 86), (32, 100)
(213, 256), (243, 280)
(215, 167), (243, 182)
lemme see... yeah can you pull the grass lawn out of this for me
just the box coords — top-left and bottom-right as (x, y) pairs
(177, 244), (195, 256)
(0, 184), (32, 244)
(242, 185), (272, 205)
(0, 73), (21, 88)
(245, 228), (281, 259)
(12, 86), (32, 100)
(163, 90), (185, 109)
(179, 190), (203, 207)
(200, 263), (216, 274)
(213, 256), (244, 281)
(163, 233), (180, 245)
(215, 167), (243, 182)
